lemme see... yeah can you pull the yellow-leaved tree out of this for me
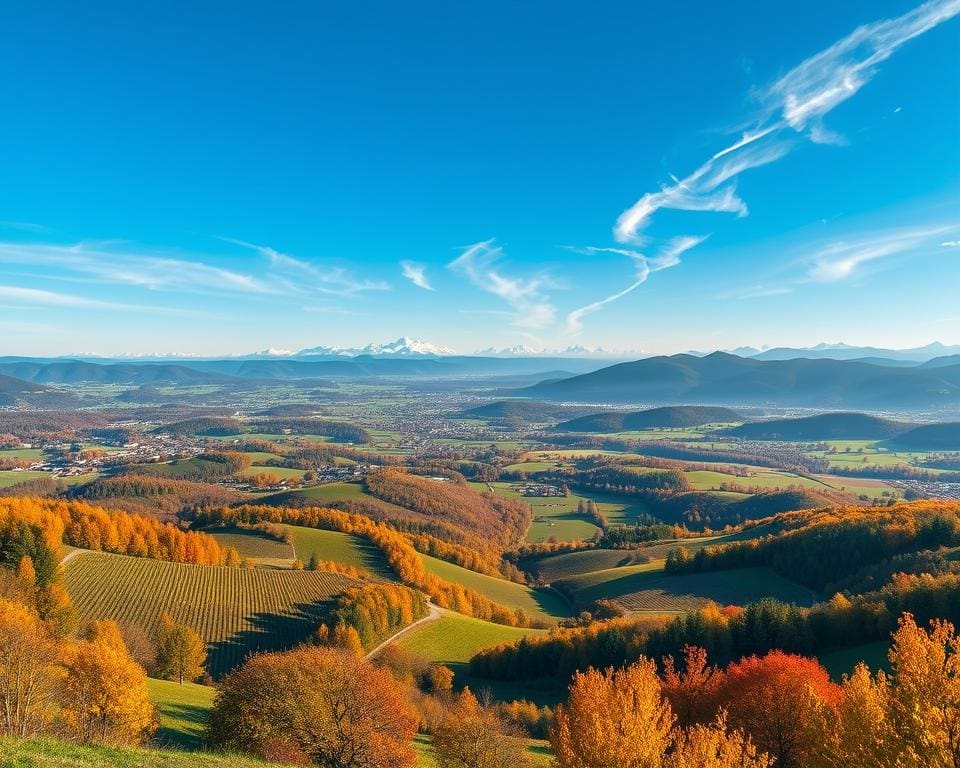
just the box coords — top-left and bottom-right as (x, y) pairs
(887, 613), (960, 768)
(551, 659), (675, 768)
(0, 597), (61, 738)
(667, 714), (773, 768)
(61, 619), (157, 745)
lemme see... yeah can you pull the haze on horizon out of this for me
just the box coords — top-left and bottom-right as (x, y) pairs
(0, 0), (957, 356)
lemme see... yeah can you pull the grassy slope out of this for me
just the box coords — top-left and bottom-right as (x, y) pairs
(147, 679), (215, 750)
(420, 554), (571, 622)
(0, 738), (283, 768)
(397, 610), (545, 665)
(207, 527), (294, 563)
(285, 525), (394, 578)
(557, 565), (818, 612)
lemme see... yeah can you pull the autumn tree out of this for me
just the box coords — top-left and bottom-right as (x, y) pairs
(817, 662), (897, 768)
(661, 645), (722, 728)
(60, 620), (157, 745)
(666, 714), (773, 768)
(0, 598), (61, 737)
(717, 651), (840, 768)
(551, 658), (674, 768)
(432, 687), (533, 768)
(208, 646), (418, 767)
(886, 613), (960, 767)
(155, 614), (207, 684)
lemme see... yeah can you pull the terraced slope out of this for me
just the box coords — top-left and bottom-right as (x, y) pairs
(65, 551), (359, 676)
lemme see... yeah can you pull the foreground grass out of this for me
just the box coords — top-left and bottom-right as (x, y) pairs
(0, 738), (284, 768)
(413, 734), (552, 767)
(147, 679), (215, 750)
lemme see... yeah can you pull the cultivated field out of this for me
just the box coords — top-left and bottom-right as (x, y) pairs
(64, 551), (359, 676)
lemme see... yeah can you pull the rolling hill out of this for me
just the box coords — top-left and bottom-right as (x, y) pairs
(0, 373), (77, 406)
(730, 412), (912, 440)
(890, 422), (960, 450)
(461, 400), (596, 422)
(555, 405), (744, 432)
(521, 352), (960, 408)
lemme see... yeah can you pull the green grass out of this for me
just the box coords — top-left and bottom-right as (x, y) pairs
(285, 525), (394, 578)
(818, 640), (890, 681)
(398, 611), (559, 706)
(685, 468), (831, 492)
(0, 447), (44, 461)
(238, 465), (306, 481)
(397, 610), (546, 664)
(413, 734), (552, 767)
(276, 481), (365, 501)
(147, 678), (215, 749)
(556, 565), (818, 612)
(420, 554), (571, 622)
(207, 527), (294, 564)
(0, 470), (51, 487)
(0, 738), (284, 767)
(64, 551), (358, 677)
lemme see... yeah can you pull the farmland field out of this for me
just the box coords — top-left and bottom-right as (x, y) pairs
(420, 554), (571, 622)
(64, 551), (359, 676)
(238, 465), (306, 480)
(207, 527), (294, 564)
(0, 470), (51, 487)
(286, 525), (394, 578)
(0, 447), (44, 461)
(556, 565), (817, 612)
(271, 481), (366, 502)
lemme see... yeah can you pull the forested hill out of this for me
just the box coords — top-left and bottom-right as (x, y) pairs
(555, 405), (744, 432)
(520, 352), (960, 408)
(729, 412), (911, 440)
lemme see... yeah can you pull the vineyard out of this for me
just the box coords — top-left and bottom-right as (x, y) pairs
(64, 551), (359, 676)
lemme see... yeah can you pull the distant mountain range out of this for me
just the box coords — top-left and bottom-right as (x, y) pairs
(739, 341), (960, 363)
(520, 352), (960, 410)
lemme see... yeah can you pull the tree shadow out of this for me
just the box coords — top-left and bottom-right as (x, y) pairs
(206, 598), (337, 678)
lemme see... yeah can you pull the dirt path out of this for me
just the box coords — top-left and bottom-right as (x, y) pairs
(365, 599), (442, 659)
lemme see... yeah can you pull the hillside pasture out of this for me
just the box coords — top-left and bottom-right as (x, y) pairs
(420, 554), (571, 622)
(0, 469), (50, 487)
(556, 565), (817, 612)
(286, 525), (395, 578)
(147, 678), (215, 749)
(207, 526), (294, 565)
(64, 551), (359, 677)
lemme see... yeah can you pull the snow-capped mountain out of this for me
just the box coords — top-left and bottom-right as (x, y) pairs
(295, 337), (456, 357)
(475, 345), (641, 358)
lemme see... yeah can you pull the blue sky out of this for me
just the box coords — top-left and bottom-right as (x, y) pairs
(0, 0), (958, 356)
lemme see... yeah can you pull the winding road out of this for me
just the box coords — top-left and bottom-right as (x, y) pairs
(365, 599), (442, 659)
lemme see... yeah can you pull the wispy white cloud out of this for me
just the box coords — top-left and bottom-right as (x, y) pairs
(0, 221), (46, 232)
(942, 240), (960, 248)
(720, 285), (794, 300)
(448, 240), (557, 329)
(565, 236), (707, 332)
(614, 0), (960, 244)
(223, 237), (389, 295)
(0, 238), (388, 303)
(400, 260), (434, 291)
(805, 225), (957, 282)
(0, 284), (184, 313)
